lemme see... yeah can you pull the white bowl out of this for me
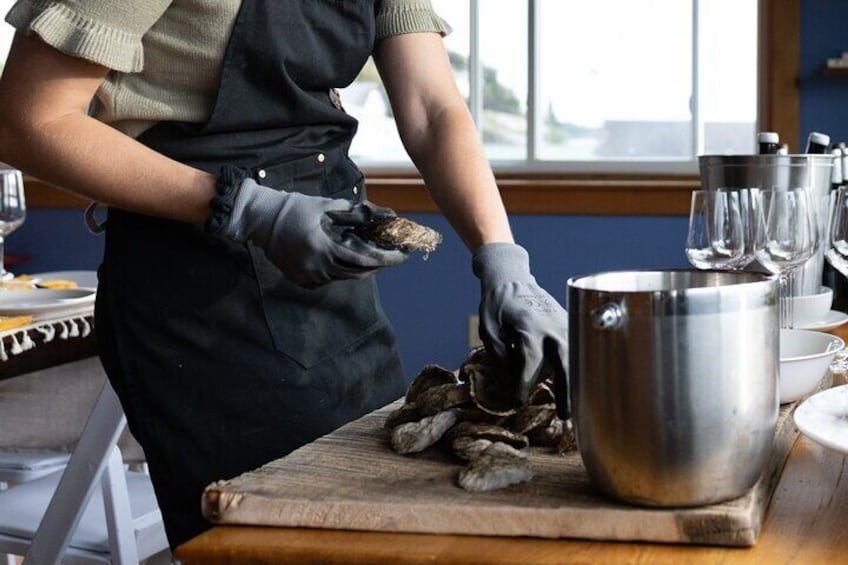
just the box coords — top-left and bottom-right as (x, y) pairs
(791, 286), (833, 328)
(779, 329), (844, 404)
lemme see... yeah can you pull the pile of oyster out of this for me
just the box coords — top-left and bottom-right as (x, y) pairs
(385, 347), (575, 492)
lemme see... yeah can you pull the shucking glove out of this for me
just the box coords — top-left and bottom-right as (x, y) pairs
(472, 242), (569, 405)
(206, 166), (408, 286)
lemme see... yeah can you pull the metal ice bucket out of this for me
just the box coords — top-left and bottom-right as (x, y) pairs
(699, 154), (834, 295)
(565, 270), (779, 507)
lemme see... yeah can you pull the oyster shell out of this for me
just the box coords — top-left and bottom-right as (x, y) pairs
(406, 364), (459, 404)
(529, 416), (576, 454)
(360, 216), (442, 254)
(415, 382), (472, 417)
(510, 403), (557, 435)
(383, 402), (422, 429)
(456, 442), (533, 492)
(450, 436), (493, 462)
(527, 381), (556, 406)
(446, 421), (529, 450)
(460, 347), (519, 416)
(390, 409), (459, 455)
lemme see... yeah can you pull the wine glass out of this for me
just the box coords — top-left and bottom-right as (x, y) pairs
(826, 185), (848, 278)
(737, 188), (763, 270)
(685, 189), (747, 270)
(755, 188), (818, 329)
(0, 168), (26, 281)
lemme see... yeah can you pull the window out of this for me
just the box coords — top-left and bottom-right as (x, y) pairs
(346, 0), (758, 174)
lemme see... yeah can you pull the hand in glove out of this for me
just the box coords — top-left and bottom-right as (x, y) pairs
(472, 242), (569, 405)
(206, 166), (408, 286)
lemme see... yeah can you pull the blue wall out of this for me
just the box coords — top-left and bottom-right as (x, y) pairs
(799, 0), (848, 149)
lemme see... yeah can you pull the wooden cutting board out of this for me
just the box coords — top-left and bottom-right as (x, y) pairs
(202, 392), (804, 548)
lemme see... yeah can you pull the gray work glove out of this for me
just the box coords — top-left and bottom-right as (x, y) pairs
(206, 166), (408, 286)
(472, 242), (569, 405)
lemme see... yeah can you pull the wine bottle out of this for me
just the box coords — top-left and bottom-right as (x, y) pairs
(826, 144), (848, 313)
(756, 131), (780, 154)
(805, 131), (831, 154)
(831, 147), (843, 190)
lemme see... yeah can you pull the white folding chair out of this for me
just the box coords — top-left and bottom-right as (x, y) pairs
(0, 452), (70, 487)
(0, 380), (170, 564)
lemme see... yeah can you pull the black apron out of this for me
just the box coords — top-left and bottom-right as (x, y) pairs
(95, 0), (405, 548)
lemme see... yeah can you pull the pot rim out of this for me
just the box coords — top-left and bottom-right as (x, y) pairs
(567, 268), (778, 295)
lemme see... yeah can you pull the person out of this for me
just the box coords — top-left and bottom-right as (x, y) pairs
(0, 0), (568, 548)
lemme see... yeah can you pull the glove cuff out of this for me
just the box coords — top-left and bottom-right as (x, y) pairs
(205, 165), (251, 236)
(472, 242), (535, 285)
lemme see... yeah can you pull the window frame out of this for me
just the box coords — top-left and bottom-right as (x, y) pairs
(27, 0), (798, 216)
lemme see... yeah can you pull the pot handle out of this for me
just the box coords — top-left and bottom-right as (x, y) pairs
(591, 302), (626, 330)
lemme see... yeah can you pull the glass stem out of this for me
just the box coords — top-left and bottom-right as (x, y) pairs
(0, 234), (5, 280)
(777, 274), (789, 328)
(786, 269), (795, 329)
(779, 273), (791, 329)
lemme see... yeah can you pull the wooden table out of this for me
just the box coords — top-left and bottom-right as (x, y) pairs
(175, 323), (848, 565)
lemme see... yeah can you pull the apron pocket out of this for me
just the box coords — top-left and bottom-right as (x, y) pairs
(255, 153), (329, 196)
(248, 243), (385, 369)
(255, 149), (365, 200)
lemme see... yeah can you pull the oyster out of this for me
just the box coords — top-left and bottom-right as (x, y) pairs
(529, 416), (576, 454)
(460, 347), (519, 416)
(450, 436), (492, 462)
(456, 442), (533, 492)
(384, 402), (422, 430)
(360, 216), (442, 254)
(527, 381), (556, 406)
(510, 403), (557, 435)
(390, 409), (459, 455)
(446, 421), (528, 450)
(406, 364), (459, 404)
(415, 382), (472, 417)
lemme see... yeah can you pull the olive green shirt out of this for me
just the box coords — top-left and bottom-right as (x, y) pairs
(6, 0), (450, 137)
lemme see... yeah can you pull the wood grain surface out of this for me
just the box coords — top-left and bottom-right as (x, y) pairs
(178, 433), (848, 565)
(201, 398), (799, 548)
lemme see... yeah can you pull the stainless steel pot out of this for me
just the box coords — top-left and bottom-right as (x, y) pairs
(565, 270), (779, 507)
(699, 154), (834, 295)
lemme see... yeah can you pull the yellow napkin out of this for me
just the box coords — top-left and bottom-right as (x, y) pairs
(0, 315), (33, 331)
(2, 275), (78, 290)
(37, 279), (79, 290)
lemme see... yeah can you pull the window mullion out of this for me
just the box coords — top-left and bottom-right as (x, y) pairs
(469, 0), (483, 136)
(691, 0), (703, 157)
(528, 0), (539, 161)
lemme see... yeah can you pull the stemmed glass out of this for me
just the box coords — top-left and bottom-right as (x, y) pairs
(755, 188), (818, 329)
(825, 185), (848, 278)
(0, 168), (26, 281)
(685, 189), (748, 270)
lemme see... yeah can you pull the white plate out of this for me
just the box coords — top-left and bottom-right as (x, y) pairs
(0, 288), (96, 316)
(30, 270), (98, 289)
(794, 385), (848, 454)
(797, 310), (848, 332)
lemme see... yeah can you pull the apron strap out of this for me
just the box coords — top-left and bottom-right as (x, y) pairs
(84, 201), (107, 234)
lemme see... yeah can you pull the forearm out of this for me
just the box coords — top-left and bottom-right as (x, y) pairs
(0, 113), (216, 224)
(404, 102), (513, 251)
(375, 32), (512, 252)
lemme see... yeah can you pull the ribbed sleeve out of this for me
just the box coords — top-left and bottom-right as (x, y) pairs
(5, 0), (171, 72)
(377, 0), (452, 40)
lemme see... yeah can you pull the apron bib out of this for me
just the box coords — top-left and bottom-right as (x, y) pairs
(95, 0), (405, 547)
